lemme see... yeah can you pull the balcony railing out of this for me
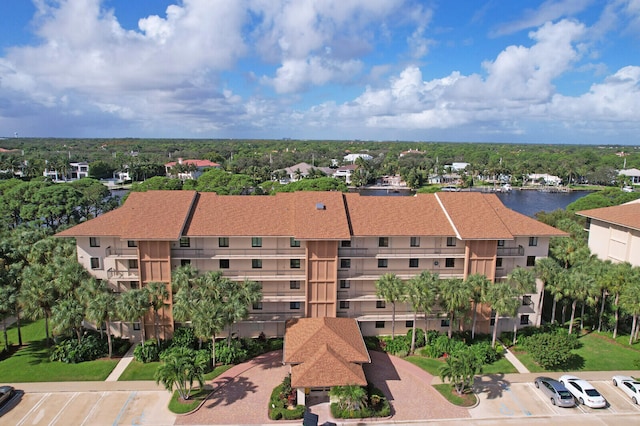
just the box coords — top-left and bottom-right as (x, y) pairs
(338, 247), (464, 258)
(497, 246), (525, 257)
(105, 247), (138, 257)
(338, 268), (465, 280)
(171, 248), (306, 259)
(246, 312), (304, 322)
(220, 269), (306, 281)
(107, 268), (139, 279)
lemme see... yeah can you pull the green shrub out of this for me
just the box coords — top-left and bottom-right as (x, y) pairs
(268, 338), (284, 351)
(171, 327), (198, 350)
(268, 375), (304, 421)
(468, 341), (499, 364)
(406, 328), (426, 348)
(521, 332), (580, 369)
(50, 334), (107, 363)
(216, 340), (248, 365)
(363, 336), (382, 350)
(380, 335), (410, 355)
(134, 339), (163, 363)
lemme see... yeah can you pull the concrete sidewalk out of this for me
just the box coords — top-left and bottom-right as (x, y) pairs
(105, 342), (137, 381)
(5, 380), (164, 393)
(502, 345), (530, 373)
(432, 370), (640, 385)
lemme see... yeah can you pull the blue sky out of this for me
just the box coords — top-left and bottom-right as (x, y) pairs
(0, 0), (639, 144)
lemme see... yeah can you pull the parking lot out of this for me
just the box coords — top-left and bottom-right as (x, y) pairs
(470, 376), (640, 420)
(0, 390), (175, 426)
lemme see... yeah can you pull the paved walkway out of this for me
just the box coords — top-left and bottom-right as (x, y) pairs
(502, 345), (531, 373)
(105, 342), (138, 381)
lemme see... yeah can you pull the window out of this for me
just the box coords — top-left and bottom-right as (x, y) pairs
(180, 259), (191, 267)
(133, 322), (141, 331)
(340, 280), (350, 289)
(410, 237), (420, 247)
(128, 259), (138, 270)
(409, 258), (419, 268)
(340, 301), (350, 309)
(218, 237), (229, 247)
(89, 237), (100, 247)
(378, 237), (389, 247)
(90, 257), (100, 269)
(440, 319), (450, 327)
(219, 259), (229, 269)
(179, 237), (190, 247)
(290, 302), (301, 310)
(252, 302), (263, 310)
(522, 295), (532, 306)
(341, 240), (351, 247)
(446, 237), (456, 247)
(378, 259), (388, 268)
(405, 320), (413, 328)
(376, 300), (386, 309)
(130, 281), (139, 290)
(445, 258), (455, 268)
(340, 259), (351, 269)
(127, 240), (137, 248)
(529, 237), (538, 247)
(252, 259), (262, 269)
(290, 259), (301, 269)
(375, 321), (385, 329)
(520, 315), (529, 325)
(290, 238), (300, 248)
(252, 237), (262, 247)
(496, 257), (503, 268)
(526, 256), (536, 267)
(290, 281), (301, 290)
(497, 240), (505, 247)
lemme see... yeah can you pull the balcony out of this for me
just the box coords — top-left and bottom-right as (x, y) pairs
(497, 246), (524, 257)
(221, 269), (306, 281)
(338, 247), (464, 258)
(261, 291), (306, 302)
(246, 312), (304, 322)
(105, 247), (138, 257)
(107, 268), (139, 279)
(338, 268), (465, 280)
(171, 248), (306, 259)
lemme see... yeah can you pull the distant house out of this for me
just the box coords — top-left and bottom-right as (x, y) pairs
(618, 168), (640, 185)
(164, 158), (220, 180)
(399, 149), (424, 157)
(279, 162), (333, 183)
(333, 164), (357, 184)
(343, 153), (372, 163)
(378, 175), (406, 187)
(445, 162), (470, 172)
(528, 173), (562, 186)
(43, 161), (89, 182)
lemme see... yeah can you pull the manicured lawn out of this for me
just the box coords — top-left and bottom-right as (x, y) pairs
(481, 357), (518, 374)
(118, 360), (161, 381)
(168, 388), (209, 414)
(0, 318), (46, 348)
(406, 355), (517, 376)
(432, 384), (477, 407)
(0, 318), (119, 382)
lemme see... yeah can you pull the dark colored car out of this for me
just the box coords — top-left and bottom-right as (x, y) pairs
(534, 377), (575, 407)
(0, 386), (15, 407)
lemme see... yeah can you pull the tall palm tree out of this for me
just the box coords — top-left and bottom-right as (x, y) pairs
(605, 262), (634, 339)
(51, 296), (85, 343)
(484, 281), (519, 348)
(466, 274), (491, 340)
(20, 264), (57, 346)
(116, 288), (150, 343)
(565, 266), (596, 335)
(506, 267), (536, 344)
(437, 278), (472, 339)
(404, 271), (438, 353)
(375, 273), (406, 339)
(83, 280), (117, 357)
(0, 283), (18, 351)
(619, 275), (640, 345)
(534, 257), (561, 325)
(155, 346), (208, 400)
(146, 281), (170, 344)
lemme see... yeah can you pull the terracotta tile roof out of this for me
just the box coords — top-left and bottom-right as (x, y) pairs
(185, 192), (350, 239)
(56, 191), (197, 240)
(577, 202), (640, 232)
(165, 159), (220, 168)
(290, 344), (367, 388)
(344, 193), (455, 236)
(435, 192), (513, 240)
(483, 194), (569, 237)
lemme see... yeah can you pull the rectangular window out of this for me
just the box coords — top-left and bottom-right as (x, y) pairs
(218, 237), (229, 247)
(130, 281), (139, 290)
(90, 257), (100, 269)
(526, 256), (536, 267)
(409, 258), (419, 268)
(290, 259), (301, 269)
(290, 281), (301, 290)
(378, 259), (388, 268)
(219, 259), (229, 269)
(179, 237), (190, 247)
(127, 240), (137, 248)
(180, 259), (191, 266)
(445, 258), (455, 268)
(290, 237), (300, 247)
(410, 236), (420, 247)
(520, 315), (529, 325)
(378, 237), (389, 247)
(497, 240), (505, 247)
(339, 301), (349, 309)
(405, 320), (413, 328)
(375, 321), (385, 329)
(252, 237), (262, 247)
(128, 259), (138, 270)
(340, 259), (351, 269)
(446, 237), (456, 247)
(440, 319), (450, 327)
(290, 302), (301, 310)
(133, 322), (141, 331)
(340, 280), (350, 289)
(252, 302), (263, 310)
(252, 259), (262, 269)
(522, 295), (532, 306)
(376, 300), (386, 309)
(496, 257), (503, 268)
(341, 240), (351, 247)
(89, 237), (100, 247)
(529, 237), (538, 247)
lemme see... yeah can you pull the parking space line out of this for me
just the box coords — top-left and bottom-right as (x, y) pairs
(48, 392), (78, 426)
(16, 393), (50, 426)
(81, 391), (106, 426)
(602, 381), (640, 411)
(502, 383), (532, 416)
(112, 391), (137, 426)
(527, 382), (566, 415)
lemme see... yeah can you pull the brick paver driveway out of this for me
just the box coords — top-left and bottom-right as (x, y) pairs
(178, 350), (469, 425)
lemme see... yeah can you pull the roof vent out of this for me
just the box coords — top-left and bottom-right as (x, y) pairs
(316, 202), (326, 210)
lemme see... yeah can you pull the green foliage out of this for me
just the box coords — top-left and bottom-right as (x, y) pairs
(566, 188), (640, 212)
(379, 335), (410, 357)
(271, 177), (347, 193)
(215, 339), (248, 365)
(439, 346), (484, 395)
(521, 332), (580, 369)
(330, 385), (391, 419)
(134, 339), (165, 363)
(49, 333), (129, 363)
(191, 168), (255, 194)
(407, 328), (426, 348)
(130, 176), (183, 192)
(268, 375), (304, 421)
(170, 327), (199, 350)
(155, 346), (208, 400)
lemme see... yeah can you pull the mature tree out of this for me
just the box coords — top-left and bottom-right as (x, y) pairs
(116, 288), (150, 343)
(375, 273), (406, 339)
(605, 262), (635, 339)
(466, 274), (491, 340)
(155, 346), (208, 400)
(146, 281), (170, 345)
(404, 271), (438, 353)
(51, 297), (85, 343)
(82, 279), (117, 357)
(439, 347), (483, 395)
(619, 270), (640, 345)
(564, 266), (596, 335)
(0, 283), (18, 350)
(506, 267), (536, 344)
(220, 277), (262, 346)
(437, 278), (472, 339)
(484, 281), (520, 348)
(329, 385), (368, 412)
(20, 264), (57, 345)
(534, 257), (561, 326)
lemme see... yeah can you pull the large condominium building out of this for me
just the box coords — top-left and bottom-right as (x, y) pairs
(57, 190), (566, 342)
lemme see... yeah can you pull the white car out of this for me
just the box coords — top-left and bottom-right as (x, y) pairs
(612, 375), (640, 404)
(558, 375), (606, 408)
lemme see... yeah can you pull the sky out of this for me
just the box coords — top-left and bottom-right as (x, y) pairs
(0, 0), (639, 144)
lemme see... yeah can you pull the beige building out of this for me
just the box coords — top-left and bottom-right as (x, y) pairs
(577, 200), (640, 267)
(57, 190), (566, 341)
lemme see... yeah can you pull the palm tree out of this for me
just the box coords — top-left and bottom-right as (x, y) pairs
(83, 280), (117, 358)
(0, 283), (18, 351)
(534, 257), (561, 325)
(565, 266), (596, 335)
(466, 274), (491, 340)
(375, 273), (406, 339)
(506, 267), (536, 345)
(619, 275), (640, 345)
(437, 278), (472, 339)
(116, 288), (150, 343)
(146, 281), (170, 344)
(605, 262), (634, 339)
(155, 346), (208, 400)
(329, 385), (368, 412)
(20, 264), (57, 346)
(484, 281), (519, 348)
(51, 297), (85, 343)
(439, 347), (483, 395)
(404, 271), (438, 353)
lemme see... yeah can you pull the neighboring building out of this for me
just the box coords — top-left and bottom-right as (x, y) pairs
(618, 168), (640, 185)
(576, 199), (640, 267)
(164, 158), (220, 180)
(445, 162), (470, 172)
(43, 161), (89, 182)
(528, 173), (562, 186)
(333, 164), (357, 184)
(278, 162), (332, 183)
(57, 191), (566, 342)
(343, 153), (372, 163)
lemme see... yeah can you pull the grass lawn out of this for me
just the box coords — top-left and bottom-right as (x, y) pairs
(168, 388), (209, 414)
(0, 318), (119, 382)
(406, 355), (517, 376)
(118, 360), (161, 381)
(432, 383), (477, 407)
(482, 357), (518, 374)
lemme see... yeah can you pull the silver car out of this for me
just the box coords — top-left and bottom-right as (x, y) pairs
(534, 377), (575, 407)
